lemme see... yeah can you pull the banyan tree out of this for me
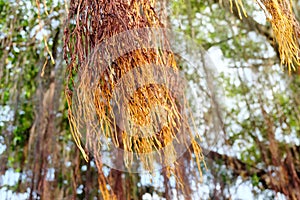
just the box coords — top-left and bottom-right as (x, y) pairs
(63, 0), (300, 199)
(63, 0), (212, 199)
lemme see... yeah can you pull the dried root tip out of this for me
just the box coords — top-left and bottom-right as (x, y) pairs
(260, 0), (300, 72)
(229, 0), (247, 19)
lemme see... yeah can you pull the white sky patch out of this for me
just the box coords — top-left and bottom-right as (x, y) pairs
(0, 135), (5, 154)
(0, 143), (6, 155)
(0, 105), (14, 127)
(0, 188), (29, 200)
(142, 193), (153, 200)
(46, 168), (55, 181)
(207, 46), (230, 74)
(0, 168), (20, 187)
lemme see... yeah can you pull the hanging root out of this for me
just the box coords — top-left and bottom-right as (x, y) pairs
(229, 0), (300, 72)
(260, 0), (300, 72)
(64, 0), (205, 199)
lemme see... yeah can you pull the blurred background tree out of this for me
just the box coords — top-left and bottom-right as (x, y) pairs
(0, 0), (299, 199)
